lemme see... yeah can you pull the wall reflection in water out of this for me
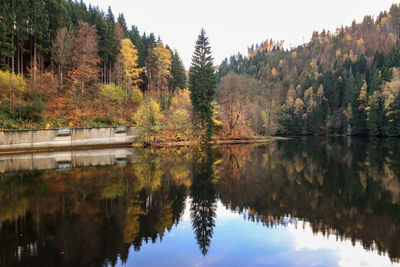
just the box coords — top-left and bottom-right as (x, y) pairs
(0, 137), (399, 266)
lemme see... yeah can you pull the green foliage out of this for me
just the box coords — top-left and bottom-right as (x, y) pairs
(189, 29), (217, 140)
(170, 50), (187, 91)
(30, 0), (50, 55)
(0, 97), (43, 129)
(22, 97), (44, 122)
(0, 1), (14, 70)
(94, 116), (112, 125)
(133, 98), (162, 130)
(100, 83), (127, 104)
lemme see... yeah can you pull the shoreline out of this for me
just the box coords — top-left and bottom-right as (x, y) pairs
(132, 137), (280, 148)
(0, 137), (280, 155)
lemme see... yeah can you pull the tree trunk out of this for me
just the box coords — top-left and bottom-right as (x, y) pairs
(11, 34), (14, 73)
(109, 60), (112, 83)
(17, 45), (20, 75)
(33, 37), (37, 85)
(21, 45), (24, 76)
(267, 98), (273, 135)
(60, 67), (63, 93)
(104, 62), (106, 83)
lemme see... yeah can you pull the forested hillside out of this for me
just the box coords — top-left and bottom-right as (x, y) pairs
(217, 4), (400, 136)
(0, 0), (186, 129)
(2, 1), (400, 139)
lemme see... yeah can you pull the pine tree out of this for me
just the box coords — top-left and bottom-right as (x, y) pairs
(14, 0), (30, 75)
(29, 0), (50, 82)
(170, 50), (187, 92)
(128, 26), (145, 67)
(189, 29), (217, 140)
(117, 13), (128, 37)
(0, 1), (14, 70)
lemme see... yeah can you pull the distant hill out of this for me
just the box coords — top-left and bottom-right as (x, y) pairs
(217, 4), (400, 136)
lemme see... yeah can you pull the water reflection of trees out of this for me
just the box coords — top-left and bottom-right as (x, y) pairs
(190, 146), (217, 256)
(1, 138), (400, 265)
(215, 138), (400, 262)
(0, 149), (191, 267)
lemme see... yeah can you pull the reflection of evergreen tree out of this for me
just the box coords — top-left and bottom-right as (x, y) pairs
(190, 146), (217, 256)
(171, 185), (187, 225)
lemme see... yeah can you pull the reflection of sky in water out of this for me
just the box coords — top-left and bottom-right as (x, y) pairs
(116, 199), (399, 267)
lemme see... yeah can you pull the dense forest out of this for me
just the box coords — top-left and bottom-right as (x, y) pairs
(0, 0), (187, 130)
(2, 1), (400, 138)
(217, 4), (400, 136)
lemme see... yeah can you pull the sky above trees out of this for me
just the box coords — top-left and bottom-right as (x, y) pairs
(87, 0), (397, 68)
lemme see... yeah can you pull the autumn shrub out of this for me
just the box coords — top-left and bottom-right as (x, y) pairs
(169, 89), (192, 131)
(48, 114), (70, 128)
(20, 97), (44, 122)
(100, 83), (127, 104)
(94, 116), (113, 125)
(0, 70), (26, 104)
(133, 98), (162, 140)
(131, 88), (143, 106)
(172, 108), (190, 131)
(170, 89), (192, 111)
(30, 72), (58, 99)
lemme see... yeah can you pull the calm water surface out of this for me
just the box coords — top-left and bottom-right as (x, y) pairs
(0, 137), (399, 267)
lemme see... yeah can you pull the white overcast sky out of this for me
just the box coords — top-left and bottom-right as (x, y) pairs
(86, 0), (397, 68)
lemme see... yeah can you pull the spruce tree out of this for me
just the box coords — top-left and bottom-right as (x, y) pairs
(189, 29), (216, 140)
(170, 50), (186, 92)
(0, 1), (14, 70)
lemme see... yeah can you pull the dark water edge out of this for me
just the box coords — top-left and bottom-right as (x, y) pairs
(0, 137), (399, 266)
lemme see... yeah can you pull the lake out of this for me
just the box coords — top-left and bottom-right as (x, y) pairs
(0, 137), (399, 267)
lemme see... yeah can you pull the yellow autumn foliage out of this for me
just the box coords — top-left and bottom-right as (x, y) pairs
(100, 83), (127, 104)
(294, 98), (305, 115)
(152, 42), (172, 91)
(121, 38), (143, 90)
(358, 81), (368, 110)
(133, 98), (162, 130)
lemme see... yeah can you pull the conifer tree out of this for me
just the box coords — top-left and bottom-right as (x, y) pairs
(170, 50), (187, 92)
(189, 29), (216, 140)
(30, 0), (50, 79)
(0, 1), (14, 70)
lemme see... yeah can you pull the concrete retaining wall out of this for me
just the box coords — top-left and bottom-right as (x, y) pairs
(0, 127), (140, 152)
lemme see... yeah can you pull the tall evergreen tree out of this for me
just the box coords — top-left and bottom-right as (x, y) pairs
(128, 26), (145, 66)
(117, 13), (128, 37)
(170, 50), (187, 92)
(189, 29), (216, 140)
(0, 1), (14, 70)
(29, 0), (50, 81)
